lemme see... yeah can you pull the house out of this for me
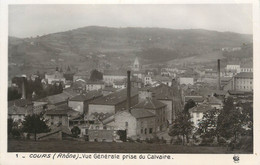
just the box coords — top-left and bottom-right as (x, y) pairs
(179, 77), (194, 85)
(101, 86), (118, 96)
(207, 96), (223, 109)
(144, 75), (152, 86)
(132, 97), (167, 132)
(85, 80), (105, 91)
(103, 70), (127, 85)
(113, 109), (156, 140)
(88, 88), (138, 116)
(8, 99), (34, 124)
(184, 96), (205, 105)
(72, 79), (86, 93)
(152, 75), (172, 87)
(189, 104), (215, 127)
(113, 79), (126, 89)
(44, 105), (80, 127)
(68, 91), (102, 114)
(73, 71), (90, 82)
(45, 68), (66, 85)
(233, 72), (253, 91)
(138, 83), (182, 124)
(226, 64), (240, 72)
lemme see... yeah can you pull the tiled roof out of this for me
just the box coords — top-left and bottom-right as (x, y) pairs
(130, 109), (155, 119)
(207, 96), (222, 105)
(89, 88), (138, 105)
(69, 91), (102, 101)
(8, 99), (33, 107)
(235, 72), (253, 78)
(189, 104), (213, 113)
(86, 80), (105, 85)
(45, 110), (69, 115)
(45, 104), (80, 116)
(103, 70), (127, 76)
(8, 105), (32, 115)
(133, 97), (166, 110)
(185, 96), (204, 102)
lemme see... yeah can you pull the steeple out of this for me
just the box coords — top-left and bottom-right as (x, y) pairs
(133, 56), (140, 71)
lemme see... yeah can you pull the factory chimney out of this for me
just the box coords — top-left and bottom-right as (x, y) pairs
(126, 70), (131, 111)
(217, 59), (221, 90)
(21, 77), (27, 99)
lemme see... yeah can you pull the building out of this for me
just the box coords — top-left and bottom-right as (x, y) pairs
(184, 96), (205, 105)
(189, 104), (214, 127)
(45, 68), (66, 85)
(73, 71), (90, 82)
(233, 72), (253, 91)
(113, 109), (156, 140)
(179, 77), (194, 85)
(88, 88), (139, 116)
(8, 99), (34, 124)
(68, 91), (102, 114)
(132, 97), (167, 132)
(85, 81), (105, 91)
(44, 105), (80, 127)
(152, 75), (172, 87)
(132, 57), (140, 71)
(226, 64), (240, 73)
(144, 75), (152, 86)
(103, 70), (127, 85)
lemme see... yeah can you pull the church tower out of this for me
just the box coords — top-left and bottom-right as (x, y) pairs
(133, 57), (140, 71)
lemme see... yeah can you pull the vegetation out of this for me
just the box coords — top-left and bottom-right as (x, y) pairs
(168, 112), (194, 145)
(89, 69), (103, 81)
(22, 114), (50, 141)
(71, 126), (81, 138)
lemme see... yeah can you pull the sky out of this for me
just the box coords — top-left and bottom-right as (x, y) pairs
(9, 4), (253, 38)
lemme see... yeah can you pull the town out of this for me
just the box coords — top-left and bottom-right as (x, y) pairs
(8, 53), (253, 153)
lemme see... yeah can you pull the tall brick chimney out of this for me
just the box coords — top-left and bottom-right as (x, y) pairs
(217, 59), (221, 90)
(126, 70), (131, 111)
(21, 77), (27, 99)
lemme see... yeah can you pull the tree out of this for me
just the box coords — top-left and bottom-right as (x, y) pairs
(8, 87), (22, 101)
(168, 112), (194, 145)
(22, 114), (50, 141)
(89, 69), (103, 81)
(183, 99), (196, 113)
(71, 126), (81, 138)
(196, 109), (220, 145)
(8, 118), (14, 136)
(216, 97), (243, 143)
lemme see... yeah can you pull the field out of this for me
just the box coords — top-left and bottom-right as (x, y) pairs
(8, 140), (250, 153)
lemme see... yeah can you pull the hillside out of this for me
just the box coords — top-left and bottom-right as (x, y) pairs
(8, 26), (252, 78)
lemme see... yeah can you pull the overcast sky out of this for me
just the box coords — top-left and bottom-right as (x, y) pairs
(9, 4), (252, 38)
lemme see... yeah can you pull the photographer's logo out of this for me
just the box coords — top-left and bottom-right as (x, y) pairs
(233, 155), (240, 163)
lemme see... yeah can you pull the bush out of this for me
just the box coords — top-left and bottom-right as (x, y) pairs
(136, 138), (142, 143)
(11, 129), (21, 139)
(127, 137), (135, 143)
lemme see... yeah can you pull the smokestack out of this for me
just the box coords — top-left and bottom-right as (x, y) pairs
(126, 70), (131, 111)
(217, 59), (221, 90)
(21, 77), (27, 99)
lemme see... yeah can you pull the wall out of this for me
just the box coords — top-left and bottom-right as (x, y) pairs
(114, 111), (137, 138)
(159, 100), (173, 124)
(45, 115), (69, 127)
(86, 84), (105, 91)
(88, 104), (115, 115)
(234, 77), (253, 91)
(136, 117), (156, 140)
(103, 75), (127, 85)
(68, 101), (84, 113)
(179, 77), (194, 85)
(88, 130), (114, 142)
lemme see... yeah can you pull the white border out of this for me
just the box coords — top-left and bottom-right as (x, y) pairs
(0, 0), (259, 165)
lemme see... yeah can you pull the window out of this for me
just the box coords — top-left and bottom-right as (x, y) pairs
(103, 126), (107, 130)
(51, 122), (53, 125)
(141, 129), (143, 134)
(149, 128), (153, 134)
(144, 128), (147, 134)
(196, 113), (200, 118)
(125, 122), (128, 127)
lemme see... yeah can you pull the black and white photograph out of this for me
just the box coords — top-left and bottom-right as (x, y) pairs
(1, 0), (259, 162)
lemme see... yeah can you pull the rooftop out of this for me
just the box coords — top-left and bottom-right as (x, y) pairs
(103, 70), (127, 76)
(69, 91), (102, 101)
(130, 109), (155, 119)
(189, 104), (213, 113)
(235, 72), (253, 79)
(185, 96), (204, 102)
(133, 97), (166, 110)
(89, 88), (138, 105)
